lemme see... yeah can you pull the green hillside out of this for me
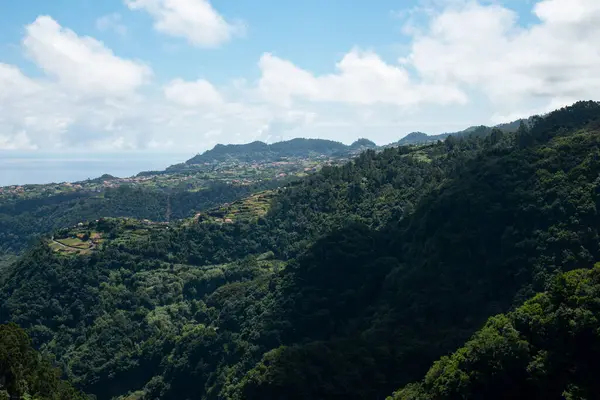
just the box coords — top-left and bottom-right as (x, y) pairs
(2, 101), (600, 399)
(395, 117), (533, 146)
(0, 137), (365, 255)
(0, 323), (85, 400)
(184, 138), (353, 165)
(391, 265), (600, 400)
(0, 183), (261, 253)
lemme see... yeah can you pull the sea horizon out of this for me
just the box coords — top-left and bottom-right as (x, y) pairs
(0, 151), (194, 187)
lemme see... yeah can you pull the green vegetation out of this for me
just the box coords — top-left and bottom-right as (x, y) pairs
(195, 190), (276, 223)
(184, 138), (358, 165)
(395, 117), (532, 145)
(0, 139), (362, 255)
(391, 265), (600, 400)
(0, 323), (85, 400)
(0, 254), (15, 285)
(2, 101), (600, 399)
(0, 181), (276, 254)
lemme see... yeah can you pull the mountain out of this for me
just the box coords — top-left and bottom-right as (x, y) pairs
(395, 127), (477, 145)
(395, 125), (490, 145)
(396, 131), (431, 145)
(0, 135), (377, 255)
(0, 119), (531, 256)
(396, 118), (535, 146)
(3, 101), (600, 399)
(349, 138), (378, 150)
(0, 140), (452, 399)
(184, 138), (355, 165)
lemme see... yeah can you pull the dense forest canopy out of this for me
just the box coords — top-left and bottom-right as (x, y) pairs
(394, 117), (534, 145)
(391, 265), (600, 400)
(2, 101), (600, 399)
(0, 323), (84, 399)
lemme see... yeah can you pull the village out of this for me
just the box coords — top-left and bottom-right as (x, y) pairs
(0, 154), (349, 201)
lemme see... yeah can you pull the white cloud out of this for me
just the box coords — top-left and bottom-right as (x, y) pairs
(164, 78), (224, 106)
(24, 16), (151, 98)
(533, 0), (600, 24)
(96, 13), (128, 36)
(258, 50), (467, 107)
(3, 0), (600, 154)
(0, 63), (70, 150)
(0, 63), (41, 99)
(407, 0), (600, 115)
(0, 131), (38, 150)
(125, 0), (244, 47)
(0, 17), (155, 151)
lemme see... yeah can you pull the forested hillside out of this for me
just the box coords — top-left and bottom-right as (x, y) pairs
(184, 138), (374, 165)
(0, 323), (84, 399)
(2, 101), (600, 399)
(391, 265), (600, 400)
(0, 136), (365, 255)
(395, 117), (532, 145)
(0, 182), (266, 253)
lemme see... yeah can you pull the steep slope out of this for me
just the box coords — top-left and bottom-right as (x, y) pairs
(390, 265), (600, 400)
(0, 182), (263, 253)
(2, 102), (600, 400)
(0, 323), (85, 399)
(0, 142), (455, 399)
(229, 101), (600, 399)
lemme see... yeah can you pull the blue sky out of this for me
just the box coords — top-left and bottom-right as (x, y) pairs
(0, 0), (598, 152)
(2, 0), (429, 83)
(2, 1), (414, 81)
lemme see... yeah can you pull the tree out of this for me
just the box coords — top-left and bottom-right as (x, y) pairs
(490, 128), (504, 146)
(516, 121), (533, 148)
(445, 135), (457, 151)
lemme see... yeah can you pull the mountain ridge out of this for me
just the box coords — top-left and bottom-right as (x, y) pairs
(395, 118), (534, 145)
(183, 137), (378, 166)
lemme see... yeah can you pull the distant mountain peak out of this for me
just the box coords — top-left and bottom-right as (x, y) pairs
(350, 138), (377, 149)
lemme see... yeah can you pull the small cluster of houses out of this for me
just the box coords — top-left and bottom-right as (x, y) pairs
(0, 185), (24, 195)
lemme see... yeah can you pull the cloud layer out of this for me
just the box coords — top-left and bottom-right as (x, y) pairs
(1, 0), (600, 151)
(125, 0), (244, 47)
(258, 51), (467, 107)
(409, 0), (600, 119)
(24, 16), (151, 97)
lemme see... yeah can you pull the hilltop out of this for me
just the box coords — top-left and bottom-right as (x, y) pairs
(183, 138), (373, 166)
(395, 118), (533, 145)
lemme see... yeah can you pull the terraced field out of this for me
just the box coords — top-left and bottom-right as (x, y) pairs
(49, 233), (101, 255)
(195, 190), (275, 223)
(47, 217), (175, 257)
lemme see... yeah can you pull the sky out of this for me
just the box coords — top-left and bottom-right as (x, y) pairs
(0, 0), (599, 153)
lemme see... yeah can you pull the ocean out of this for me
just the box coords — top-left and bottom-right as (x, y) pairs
(0, 152), (193, 186)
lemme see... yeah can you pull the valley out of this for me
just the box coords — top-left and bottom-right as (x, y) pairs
(2, 102), (600, 399)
